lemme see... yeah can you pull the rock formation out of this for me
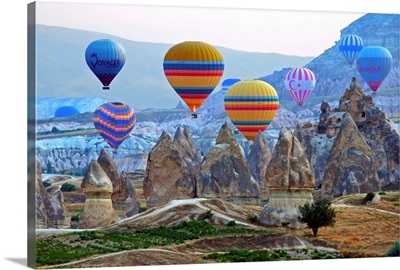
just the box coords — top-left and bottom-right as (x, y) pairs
(78, 160), (119, 229)
(143, 130), (196, 208)
(36, 159), (71, 228)
(173, 126), (201, 165)
(198, 122), (261, 204)
(97, 149), (140, 218)
(247, 131), (272, 199)
(295, 78), (400, 191)
(321, 113), (381, 197)
(122, 171), (141, 217)
(260, 127), (315, 229)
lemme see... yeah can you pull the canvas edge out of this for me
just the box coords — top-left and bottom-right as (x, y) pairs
(27, 2), (37, 269)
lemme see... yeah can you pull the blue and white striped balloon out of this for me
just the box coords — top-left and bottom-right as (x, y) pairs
(338, 34), (363, 66)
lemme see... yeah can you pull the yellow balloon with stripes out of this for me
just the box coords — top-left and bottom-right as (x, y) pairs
(224, 80), (279, 141)
(163, 41), (224, 115)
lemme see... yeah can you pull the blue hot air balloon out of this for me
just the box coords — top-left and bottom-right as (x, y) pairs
(356, 46), (393, 92)
(338, 34), (363, 66)
(93, 102), (136, 150)
(54, 106), (80, 118)
(85, 39), (126, 90)
(221, 78), (241, 94)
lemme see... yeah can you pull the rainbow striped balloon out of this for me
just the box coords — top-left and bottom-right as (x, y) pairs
(284, 67), (316, 107)
(163, 41), (224, 114)
(224, 80), (279, 141)
(93, 102), (136, 150)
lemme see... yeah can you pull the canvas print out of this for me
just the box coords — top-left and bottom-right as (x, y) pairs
(27, 1), (400, 269)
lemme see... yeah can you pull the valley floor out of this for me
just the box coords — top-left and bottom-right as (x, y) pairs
(36, 191), (399, 269)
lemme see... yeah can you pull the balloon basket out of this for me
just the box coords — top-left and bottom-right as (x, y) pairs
(191, 113), (198, 119)
(103, 86), (110, 90)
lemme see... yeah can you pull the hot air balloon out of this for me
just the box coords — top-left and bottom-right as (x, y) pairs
(54, 106), (79, 118)
(224, 80), (279, 141)
(93, 102), (136, 150)
(338, 34), (363, 66)
(356, 46), (393, 93)
(284, 67), (316, 106)
(221, 78), (241, 94)
(85, 39), (126, 90)
(163, 41), (224, 118)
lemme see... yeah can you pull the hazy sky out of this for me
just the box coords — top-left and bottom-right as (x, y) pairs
(35, 1), (368, 57)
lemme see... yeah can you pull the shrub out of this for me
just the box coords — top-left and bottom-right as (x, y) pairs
(200, 210), (214, 221)
(298, 198), (336, 237)
(386, 240), (400, 257)
(281, 221), (290, 228)
(226, 220), (236, 227)
(378, 191), (386, 195)
(51, 127), (60, 133)
(281, 221), (291, 233)
(70, 214), (80, 222)
(43, 181), (51, 188)
(363, 192), (375, 204)
(247, 214), (259, 224)
(60, 182), (77, 192)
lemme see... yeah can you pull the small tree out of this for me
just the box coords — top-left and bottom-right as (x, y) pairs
(281, 221), (291, 233)
(60, 182), (77, 192)
(200, 210), (214, 221)
(297, 198), (336, 237)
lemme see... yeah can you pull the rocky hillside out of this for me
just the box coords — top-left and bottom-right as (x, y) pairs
(260, 13), (399, 109)
(295, 78), (399, 194)
(36, 24), (313, 110)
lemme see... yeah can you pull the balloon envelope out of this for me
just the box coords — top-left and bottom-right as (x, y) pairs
(93, 102), (136, 150)
(284, 67), (316, 106)
(356, 46), (393, 92)
(85, 39), (126, 90)
(163, 41), (224, 113)
(338, 34), (363, 65)
(224, 80), (279, 141)
(221, 78), (241, 94)
(54, 106), (79, 118)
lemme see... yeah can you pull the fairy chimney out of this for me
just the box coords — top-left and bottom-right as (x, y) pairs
(78, 160), (119, 229)
(260, 127), (315, 229)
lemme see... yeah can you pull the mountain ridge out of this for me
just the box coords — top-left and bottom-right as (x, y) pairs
(36, 24), (314, 109)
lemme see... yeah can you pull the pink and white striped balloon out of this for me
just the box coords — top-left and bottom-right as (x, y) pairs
(284, 67), (316, 106)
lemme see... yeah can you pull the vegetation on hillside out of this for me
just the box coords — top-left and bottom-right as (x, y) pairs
(36, 220), (274, 266)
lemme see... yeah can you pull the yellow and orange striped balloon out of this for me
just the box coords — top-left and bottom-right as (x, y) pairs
(163, 41), (224, 113)
(224, 80), (279, 141)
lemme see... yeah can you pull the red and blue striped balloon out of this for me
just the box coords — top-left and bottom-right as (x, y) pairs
(284, 67), (316, 106)
(85, 39), (126, 90)
(163, 41), (224, 114)
(356, 46), (393, 92)
(93, 102), (136, 150)
(224, 80), (279, 141)
(338, 34), (363, 66)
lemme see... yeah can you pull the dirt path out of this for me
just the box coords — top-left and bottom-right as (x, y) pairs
(332, 199), (400, 217)
(37, 248), (206, 269)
